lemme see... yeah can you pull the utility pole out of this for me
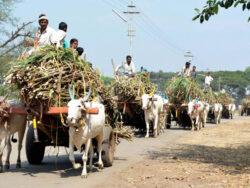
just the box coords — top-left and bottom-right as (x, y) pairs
(184, 50), (194, 63)
(218, 76), (221, 91)
(123, 0), (140, 56)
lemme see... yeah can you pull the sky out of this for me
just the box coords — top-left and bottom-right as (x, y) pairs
(12, 0), (250, 76)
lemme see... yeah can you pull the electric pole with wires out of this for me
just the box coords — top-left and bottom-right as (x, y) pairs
(124, 0), (140, 56)
(112, 0), (140, 56)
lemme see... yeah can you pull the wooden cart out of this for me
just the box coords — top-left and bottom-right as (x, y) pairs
(164, 104), (192, 129)
(113, 96), (146, 130)
(9, 106), (115, 167)
(241, 104), (250, 116)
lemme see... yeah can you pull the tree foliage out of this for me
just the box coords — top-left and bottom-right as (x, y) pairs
(193, 0), (250, 23)
(0, 0), (33, 57)
(0, 0), (34, 96)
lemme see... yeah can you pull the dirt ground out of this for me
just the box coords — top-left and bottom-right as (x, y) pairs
(99, 119), (250, 188)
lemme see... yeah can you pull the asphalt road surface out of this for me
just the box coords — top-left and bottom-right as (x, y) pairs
(0, 115), (248, 188)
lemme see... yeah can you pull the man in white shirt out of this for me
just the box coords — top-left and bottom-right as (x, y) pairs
(177, 62), (191, 77)
(54, 22), (67, 48)
(116, 55), (135, 77)
(27, 14), (56, 53)
(205, 72), (214, 90)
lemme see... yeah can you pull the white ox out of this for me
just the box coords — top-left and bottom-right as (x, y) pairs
(187, 97), (209, 130)
(66, 89), (105, 178)
(142, 92), (164, 138)
(0, 99), (26, 173)
(214, 103), (223, 124)
(228, 103), (236, 119)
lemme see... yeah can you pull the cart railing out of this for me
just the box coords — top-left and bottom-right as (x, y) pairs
(8, 107), (99, 115)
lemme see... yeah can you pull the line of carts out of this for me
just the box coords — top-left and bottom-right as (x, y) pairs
(8, 96), (243, 167)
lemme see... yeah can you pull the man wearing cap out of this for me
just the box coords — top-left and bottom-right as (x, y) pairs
(177, 62), (191, 77)
(27, 14), (55, 50)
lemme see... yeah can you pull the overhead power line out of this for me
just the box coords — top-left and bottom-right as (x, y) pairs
(101, 0), (186, 56)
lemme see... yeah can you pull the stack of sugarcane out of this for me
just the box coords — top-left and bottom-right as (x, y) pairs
(201, 89), (217, 105)
(242, 96), (250, 107)
(8, 46), (101, 107)
(167, 77), (202, 105)
(7, 46), (133, 140)
(216, 92), (234, 105)
(114, 73), (155, 101)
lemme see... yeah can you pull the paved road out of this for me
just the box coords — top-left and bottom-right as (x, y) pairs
(0, 116), (248, 188)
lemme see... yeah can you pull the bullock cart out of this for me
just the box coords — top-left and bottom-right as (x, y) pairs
(241, 104), (250, 116)
(113, 96), (146, 130)
(5, 47), (120, 167)
(163, 103), (192, 129)
(8, 106), (115, 167)
(241, 97), (250, 116)
(216, 93), (234, 119)
(165, 77), (202, 129)
(112, 66), (156, 132)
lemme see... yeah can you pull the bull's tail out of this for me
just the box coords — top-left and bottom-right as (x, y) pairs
(11, 135), (17, 143)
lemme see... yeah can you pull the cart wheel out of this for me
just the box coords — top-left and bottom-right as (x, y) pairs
(166, 114), (171, 129)
(26, 124), (45, 165)
(102, 126), (115, 167)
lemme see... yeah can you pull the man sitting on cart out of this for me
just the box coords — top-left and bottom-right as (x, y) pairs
(177, 62), (191, 77)
(116, 55), (135, 77)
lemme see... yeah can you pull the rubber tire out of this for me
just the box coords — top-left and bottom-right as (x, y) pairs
(102, 126), (115, 167)
(26, 124), (45, 165)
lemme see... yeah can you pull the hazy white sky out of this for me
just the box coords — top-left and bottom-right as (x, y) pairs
(13, 0), (250, 76)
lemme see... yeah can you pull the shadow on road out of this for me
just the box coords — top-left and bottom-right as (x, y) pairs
(147, 143), (250, 175)
(6, 154), (111, 178)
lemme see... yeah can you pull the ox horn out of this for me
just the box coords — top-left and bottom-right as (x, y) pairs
(188, 95), (191, 102)
(163, 93), (166, 100)
(82, 87), (92, 102)
(68, 85), (74, 100)
(0, 95), (8, 103)
(149, 86), (156, 96)
(194, 95), (200, 103)
(142, 86), (145, 95)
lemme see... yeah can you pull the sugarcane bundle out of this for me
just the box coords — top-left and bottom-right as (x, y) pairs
(167, 77), (202, 105)
(201, 89), (217, 105)
(242, 96), (250, 107)
(7, 47), (99, 107)
(216, 93), (234, 105)
(5, 46), (135, 141)
(113, 73), (155, 101)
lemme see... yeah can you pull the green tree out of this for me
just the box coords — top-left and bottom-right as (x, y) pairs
(193, 0), (250, 23)
(0, 0), (33, 57)
(245, 66), (250, 74)
(0, 0), (33, 96)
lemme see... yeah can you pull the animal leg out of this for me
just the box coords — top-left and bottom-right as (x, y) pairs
(81, 139), (91, 178)
(196, 116), (200, 131)
(5, 136), (11, 170)
(203, 115), (207, 128)
(96, 135), (104, 169)
(153, 116), (158, 137)
(69, 134), (81, 170)
(0, 139), (6, 173)
(145, 120), (150, 138)
(191, 120), (194, 131)
(16, 126), (26, 168)
(89, 141), (93, 172)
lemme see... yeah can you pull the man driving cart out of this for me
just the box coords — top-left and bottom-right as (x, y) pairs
(116, 55), (135, 77)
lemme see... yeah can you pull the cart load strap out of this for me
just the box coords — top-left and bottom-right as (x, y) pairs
(9, 107), (99, 115)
